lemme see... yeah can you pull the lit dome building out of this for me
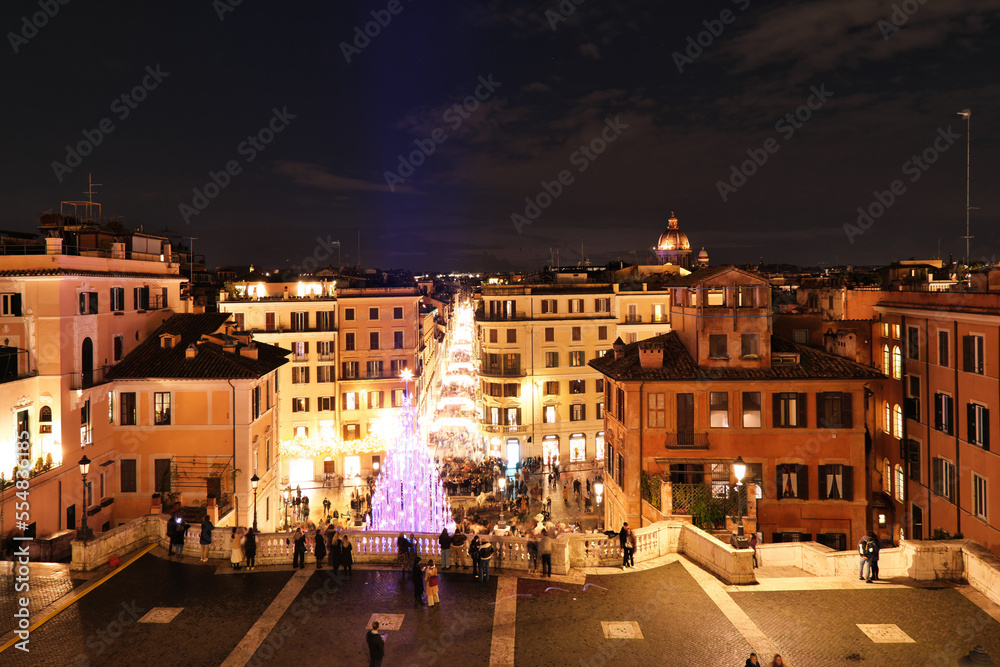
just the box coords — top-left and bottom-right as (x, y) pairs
(654, 212), (694, 268)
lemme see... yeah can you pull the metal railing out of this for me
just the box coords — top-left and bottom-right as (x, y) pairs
(623, 315), (642, 323)
(664, 432), (710, 449)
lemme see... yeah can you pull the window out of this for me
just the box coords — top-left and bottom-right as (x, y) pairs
(292, 397), (309, 412)
(120, 392), (137, 425)
(317, 365), (335, 382)
(709, 334), (727, 358)
(883, 400), (891, 433)
(544, 381), (559, 395)
(394, 331), (404, 349)
(792, 329), (808, 344)
(490, 329), (499, 343)
(742, 392), (761, 428)
(317, 310), (335, 331)
(595, 378), (604, 393)
(820, 465), (852, 501)
(0, 293), (23, 316)
(390, 359), (406, 375)
(892, 345), (902, 379)
(113, 334), (124, 362)
(291, 311), (308, 332)
(366, 360), (384, 379)
(393, 307), (403, 320)
(893, 324), (901, 339)
(968, 403), (990, 449)
(252, 386), (261, 419)
(317, 340), (335, 360)
(777, 464), (808, 499)
(616, 388), (625, 422)
(893, 404), (903, 439)
(883, 457), (892, 495)
(79, 291), (99, 315)
(343, 424), (359, 439)
(153, 392), (171, 425)
(932, 458), (956, 503)
(569, 351), (584, 367)
(344, 308), (355, 321)
(568, 299), (583, 313)
(817, 392), (852, 428)
(709, 392), (728, 428)
(292, 367), (310, 384)
(541, 299), (557, 314)
(907, 327), (919, 360)
(504, 383), (518, 398)
(963, 335), (985, 374)
(392, 389), (404, 407)
(110, 287), (125, 312)
(544, 405), (556, 423)
(882, 344), (891, 374)
(571, 327), (581, 342)
(80, 399), (92, 445)
(973, 473), (988, 520)
(906, 376), (921, 422)
(341, 361), (358, 379)
(625, 333), (637, 344)
(647, 393), (665, 428)
(773, 392), (806, 428)
(368, 390), (384, 409)
(545, 351), (559, 368)
(133, 286), (150, 311)
(740, 334), (759, 358)
(934, 393), (953, 434)
(154, 458), (172, 493)
(544, 328), (554, 342)
(369, 307), (379, 320)
(895, 465), (905, 502)
(598, 326), (608, 340)
(345, 332), (355, 351)
(881, 322), (890, 338)
(292, 341), (309, 361)
(233, 312), (245, 330)
(265, 312), (276, 332)
(596, 402), (603, 419)
(904, 439), (920, 482)
(120, 459), (137, 493)
(503, 328), (515, 345)
(706, 288), (725, 306)
(569, 379), (585, 394)
(369, 332), (379, 350)
(938, 331), (949, 367)
(595, 298), (610, 312)
(343, 392), (358, 410)
(319, 396), (335, 411)
(570, 404), (586, 421)
(617, 453), (624, 488)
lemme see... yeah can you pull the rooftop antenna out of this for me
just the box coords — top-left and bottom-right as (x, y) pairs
(957, 109), (976, 268)
(84, 173), (102, 220)
(184, 236), (199, 284)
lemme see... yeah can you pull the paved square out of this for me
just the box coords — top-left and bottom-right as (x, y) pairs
(138, 607), (185, 623)
(367, 612), (404, 631)
(601, 621), (643, 639)
(856, 624), (914, 643)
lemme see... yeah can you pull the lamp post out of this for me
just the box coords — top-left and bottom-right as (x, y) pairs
(78, 455), (93, 541)
(732, 456), (749, 548)
(250, 473), (259, 532)
(282, 487), (290, 531)
(594, 476), (604, 532)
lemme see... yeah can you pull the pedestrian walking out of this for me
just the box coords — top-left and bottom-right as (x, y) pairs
(562, 485), (569, 505)
(230, 527), (244, 570)
(292, 528), (306, 569)
(244, 527), (257, 570)
(539, 529), (553, 577)
(412, 556), (425, 606)
(342, 534), (354, 576)
(438, 527), (452, 570)
(424, 559), (440, 607)
(167, 513), (188, 557)
(573, 478), (581, 496)
(618, 522), (630, 570)
(366, 621), (386, 667)
(858, 533), (870, 580)
(469, 535), (481, 581)
(313, 528), (326, 569)
(478, 538), (494, 583)
(199, 516), (214, 562)
(451, 530), (467, 569)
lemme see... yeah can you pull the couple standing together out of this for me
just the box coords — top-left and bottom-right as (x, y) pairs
(619, 522), (637, 569)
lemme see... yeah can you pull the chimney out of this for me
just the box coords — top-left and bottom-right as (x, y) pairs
(185, 343), (198, 359)
(612, 336), (625, 361)
(638, 341), (664, 369)
(111, 242), (126, 259)
(240, 343), (259, 360)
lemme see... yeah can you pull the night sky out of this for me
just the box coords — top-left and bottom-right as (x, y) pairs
(1, 0), (998, 273)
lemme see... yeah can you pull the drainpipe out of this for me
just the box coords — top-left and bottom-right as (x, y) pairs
(953, 320), (960, 536)
(639, 380), (645, 528)
(227, 378), (238, 525)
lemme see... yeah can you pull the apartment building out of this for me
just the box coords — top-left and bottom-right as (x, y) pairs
(1, 224), (190, 539)
(591, 267), (882, 548)
(873, 292), (1000, 555)
(476, 279), (671, 466)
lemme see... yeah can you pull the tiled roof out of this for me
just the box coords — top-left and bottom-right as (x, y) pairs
(589, 332), (883, 382)
(0, 268), (183, 279)
(106, 313), (290, 380)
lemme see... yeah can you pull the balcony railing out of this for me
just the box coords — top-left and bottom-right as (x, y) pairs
(664, 432), (710, 449)
(72, 365), (113, 390)
(624, 315), (642, 324)
(479, 367), (526, 378)
(482, 424), (529, 434)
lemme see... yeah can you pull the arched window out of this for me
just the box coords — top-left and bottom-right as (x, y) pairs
(893, 404), (903, 439)
(884, 401), (891, 433)
(883, 458), (892, 494)
(892, 345), (902, 379)
(895, 464), (905, 502)
(883, 344), (891, 374)
(39, 406), (52, 422)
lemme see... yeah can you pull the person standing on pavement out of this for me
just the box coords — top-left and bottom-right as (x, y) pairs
(749, 533), (759, 568)
(538, 529), (553, 577)
(865, 531), (881, 582)
(451, 530), (467, 569)
(292, 528), (306, 569)
(438, 527), (452, 570)
(527, 534), (538, 573)
(562, 484), (569, 505)
(469, 535), (481, 581)
(397, 533), (411, 580)
(424, 559), (440, 607)
(619, 522), (630, 569)
(478, 537), (494, 583)
(626, 527), (637, 567)
(412, 555), (425, 606)
(168, 513), (188, 557)
(313, 528), (326, 569)
(230, 527), (244, 570)
(858, 533), (871, 580)
(366, 621), (385, 667)
(330, 535), (343, 574)
(199, 516), (214, 562)
(342, 534), (353, 576)
(244, 528), (257, 571)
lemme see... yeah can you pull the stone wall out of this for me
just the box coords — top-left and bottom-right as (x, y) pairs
(678, 522), (756, 584)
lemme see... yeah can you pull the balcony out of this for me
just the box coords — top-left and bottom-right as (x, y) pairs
(479, 367), (526, 378)
(664, 432), (710, 449)
(623, 315), (642, 324)
(482, 424), (529, 434)
(72, 365), (113, 390)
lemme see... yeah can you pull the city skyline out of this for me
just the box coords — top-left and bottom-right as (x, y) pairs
(0, 1), (998, 272)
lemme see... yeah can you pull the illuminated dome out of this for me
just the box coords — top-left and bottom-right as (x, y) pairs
(654, 212), (694, 268)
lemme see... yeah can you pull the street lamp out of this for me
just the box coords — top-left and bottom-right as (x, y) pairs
(78, 455), (93, 541)
(732, 456), (748, 546)
(282, 486), (290, 530)
(250, 473), (259, 532)
(594, 476), (604, 532)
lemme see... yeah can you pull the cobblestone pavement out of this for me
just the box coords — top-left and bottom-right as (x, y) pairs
(0, 562), (75, 638)
(731, 585), (1000, 667)
(515, 561), (754, 666)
